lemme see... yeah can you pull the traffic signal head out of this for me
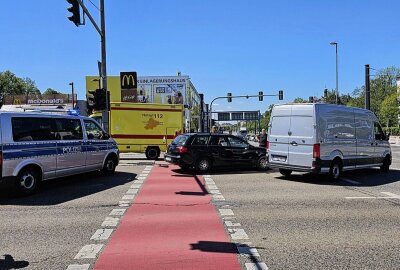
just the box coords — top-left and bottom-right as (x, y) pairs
(87, 89), (106, 111)
(278, 90), (284, 100)
(259, 91), (263, 101)
(67, 0), (80, 26)
(227, 92), (232, 102)
(324, 88), (328, 98)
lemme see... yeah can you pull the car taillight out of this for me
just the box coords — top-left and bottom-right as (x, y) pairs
(266, 141), (269, 151)
(177, 146), (188, 153)
(313, 144), (320, 158)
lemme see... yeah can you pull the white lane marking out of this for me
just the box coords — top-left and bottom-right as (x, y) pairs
(145, 166), (153, 169)
(139, 173), (148, 177)
(126, 188), (139, 194)
(219, 209), (234, 216)
(245, 262), (269, 270)
(346, 192), (400, 199)
(122, 194), (135, 200)
(130, 183), (142, 189)
(203, 175), (211, 178)
(207, 184), (218, 190)
(237, 245), (260, 257)
(213, 195), (225, 201)
(229, 228), (249, 240)
(102, 217), (119, 227)
(74, 244), (103, 259)
(90, 229), (114, 241)
(66, 264), (90, 270)
(137, 177), (146, 181)
(210, 190), (221, 195)
(225, 221), (241, 227)
(341, 178), (361, 185)
(110, 209), (126, 216)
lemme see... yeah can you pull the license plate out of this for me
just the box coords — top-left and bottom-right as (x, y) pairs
(165, 157), (171, 161)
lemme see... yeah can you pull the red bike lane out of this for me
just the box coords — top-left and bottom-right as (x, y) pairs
(93, 164), (242, 270)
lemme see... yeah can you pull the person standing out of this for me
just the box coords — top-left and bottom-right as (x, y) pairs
(258, 128), (267, 148)
(211, 126), (218, 133)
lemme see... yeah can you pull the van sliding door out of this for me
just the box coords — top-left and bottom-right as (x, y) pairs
(268, 116), (290, 163)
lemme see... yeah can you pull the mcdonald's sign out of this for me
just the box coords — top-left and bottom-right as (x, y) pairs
(120, 72), (137, 90)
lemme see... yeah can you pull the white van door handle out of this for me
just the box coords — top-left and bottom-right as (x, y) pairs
(290, 141), (298, 146)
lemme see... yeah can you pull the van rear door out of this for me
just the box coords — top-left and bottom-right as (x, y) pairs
(287, 114), (314, 168)
(268, 106), (291, 164)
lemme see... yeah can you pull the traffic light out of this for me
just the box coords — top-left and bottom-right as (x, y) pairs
(227, 92), (232, 102)
(324, 88), (328, 98)
(67, 0), (80, 26)
(87, 89), (106, 111)
(278, 90), (284, 100)
(259, 91), (263, 101)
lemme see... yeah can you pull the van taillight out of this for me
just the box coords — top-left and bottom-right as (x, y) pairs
(266, 141), (269, 151)
(313, 144), (320, 158)
(177, 146), (188, 153)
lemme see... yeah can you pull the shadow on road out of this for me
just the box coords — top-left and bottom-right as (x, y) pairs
(274, 168), (400, 187)
(0, 171), (136, 205)
(0, 254), (29, 269)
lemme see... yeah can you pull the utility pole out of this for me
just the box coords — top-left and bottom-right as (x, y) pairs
(365, 64), (370, 110)
(69, 82), (75, 108)
(99, 0), (108, 132)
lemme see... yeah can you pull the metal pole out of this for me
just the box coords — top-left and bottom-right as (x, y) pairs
(199, 93), (204, 132)
(69, 82), (75, 109)
(335, 44), (339, 104)
(365, 64), (370, 110)
(100, 0), (109, 132)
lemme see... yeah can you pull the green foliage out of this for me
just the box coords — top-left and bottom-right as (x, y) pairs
(379, 92), (399, 127)
(43, 88), (61, 95)
(0, 70), (40, 99)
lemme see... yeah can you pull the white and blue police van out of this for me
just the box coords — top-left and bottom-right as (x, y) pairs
(0, 111), (119, 195)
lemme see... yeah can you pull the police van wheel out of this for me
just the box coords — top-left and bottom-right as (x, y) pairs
(16, 167), (40, 196)
(146, 147), (160, 160)
(329, 159), (342, 180)
(380, 155), (391, 172)
(102, 156), (117, 176)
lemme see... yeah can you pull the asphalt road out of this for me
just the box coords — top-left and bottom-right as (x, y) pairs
(0, 147), (399, 270)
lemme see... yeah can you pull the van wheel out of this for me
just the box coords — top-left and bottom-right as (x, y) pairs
(196, 158), (212, 172)
(146, 147), (160, 160)
(15, 167), (40, 196)
(329, 159), (342, 180)
(257, 156), (268, 170)
(279, 169), (292, 177)
(101, 156), (117, 176)
(380, 155), (391, 172)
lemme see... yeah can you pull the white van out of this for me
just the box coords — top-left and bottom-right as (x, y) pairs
(0, 112), (119, 195)
(267, 103), (391, 179)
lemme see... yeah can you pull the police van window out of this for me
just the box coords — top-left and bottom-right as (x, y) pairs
(55, 118), (83, 140)
(12, 117), (56, 141)
(84, 120), (106, 140)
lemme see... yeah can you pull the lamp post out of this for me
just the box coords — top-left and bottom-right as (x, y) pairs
(330, 41), (339, 104)
(69, 82), (75, 109)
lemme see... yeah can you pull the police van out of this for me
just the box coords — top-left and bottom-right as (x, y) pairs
(0, 112), (119, 195)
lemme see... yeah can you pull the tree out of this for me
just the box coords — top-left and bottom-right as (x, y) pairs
(0, 70), (40, 99)
(379, 92), (399, 127)
(43, 88), (61, 95)
(293, 97), (307, 103)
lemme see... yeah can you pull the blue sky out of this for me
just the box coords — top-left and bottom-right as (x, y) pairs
(1, 0), (399, 113)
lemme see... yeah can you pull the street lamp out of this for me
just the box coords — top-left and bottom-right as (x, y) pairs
(69, 82), (75, 109)
(330, 41), (339, 104)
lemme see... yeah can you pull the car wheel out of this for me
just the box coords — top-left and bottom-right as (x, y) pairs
(279, 169), (292, 177)
(146, 147), (160, 160)
(380, 155), (391, 172)
(329, 159), (342, 180)
(196, 158), (212, 172)
(257, 156), (268, 170)
(15, 167), (40, 196)
(101, 155), (117, 176)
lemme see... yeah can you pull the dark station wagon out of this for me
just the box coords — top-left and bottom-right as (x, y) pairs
(164, 133), (268, 172)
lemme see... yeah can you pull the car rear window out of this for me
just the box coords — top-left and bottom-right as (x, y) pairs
(172, 135), (189, 145)
(191, 135), (210, 146)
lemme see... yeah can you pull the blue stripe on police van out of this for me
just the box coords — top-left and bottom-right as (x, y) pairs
(3, 149), (58, 160)
(3, 142), (58, 150)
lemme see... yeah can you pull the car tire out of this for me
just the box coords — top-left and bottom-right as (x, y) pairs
(380, 155), (391, 172)
(329, 159), (342, 180)
(101, 155), (117, 176)
(257, 156), (268, 170)
(15, 167), (40, 196)
(146, 147), (160, 160)
(279, 169), (292, 177)
(196, 157), (212, 172)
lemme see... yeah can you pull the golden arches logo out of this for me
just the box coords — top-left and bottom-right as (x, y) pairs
(13, 99), (21, 105)
(121, 75), (135, 87)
